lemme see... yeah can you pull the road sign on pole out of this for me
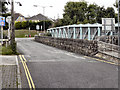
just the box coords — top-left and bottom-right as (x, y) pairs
(0, 17), (5, 45)
(0, 17), (5, 26)
(6, 16), (11, 40)
(6, 16), (11, 23)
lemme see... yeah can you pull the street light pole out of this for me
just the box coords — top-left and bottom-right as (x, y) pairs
(43, 6), (45, 33)
(33, 5), (53, 33)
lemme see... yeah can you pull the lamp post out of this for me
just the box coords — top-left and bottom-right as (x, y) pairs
(33, 5), (53, 33)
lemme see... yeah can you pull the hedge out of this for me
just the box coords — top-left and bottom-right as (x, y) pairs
(15, 20), (52, 30)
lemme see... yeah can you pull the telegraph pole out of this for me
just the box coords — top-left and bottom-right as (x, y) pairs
(11, 0), (16, 53)
(118, 0), (120, 46)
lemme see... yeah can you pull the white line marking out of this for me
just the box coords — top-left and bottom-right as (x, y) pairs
(65, 53), (85, 59)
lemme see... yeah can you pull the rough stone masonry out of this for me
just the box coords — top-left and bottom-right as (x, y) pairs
(35, 36), (98, 56)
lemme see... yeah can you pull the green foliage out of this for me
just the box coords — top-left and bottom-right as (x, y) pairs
(0, 45), (19, 55)
(0, 0), (8, 14)
(54, 1), (116, 27)
(63, 1), (88, 24)
(44, 32), (52, 36)
(15, 20), (52, 30)
(15, 22), (22, 29)
(105, 7), (115, 18)
(21, 21), (28, 29)
(15, 30), (37, 38)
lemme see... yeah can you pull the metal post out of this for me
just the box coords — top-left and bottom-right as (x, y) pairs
(88, 27), (91, 40)
(73, 27), (76, 39)
(98, 27), (101, 37)
(80, 27), (82, 39)
(8, 22), (10, 39)
(1, 26), (3, 45)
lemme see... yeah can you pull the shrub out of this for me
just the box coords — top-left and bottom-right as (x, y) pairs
(15, 20), (53, 30)
(15, 21), (22, 29)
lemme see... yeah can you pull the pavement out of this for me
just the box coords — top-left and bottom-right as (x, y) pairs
(0, 55), (21, 89)
(16, 38), (118, 89)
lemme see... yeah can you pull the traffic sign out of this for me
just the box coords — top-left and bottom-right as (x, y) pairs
(6, 16), (11, 23)
(0, 17), (5, 26)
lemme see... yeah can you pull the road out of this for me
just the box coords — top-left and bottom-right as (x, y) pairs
(16, 38), (118, 88)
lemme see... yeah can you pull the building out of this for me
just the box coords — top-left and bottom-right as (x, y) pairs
(26, 13), (53, 22)
(14, 13), (26, 22)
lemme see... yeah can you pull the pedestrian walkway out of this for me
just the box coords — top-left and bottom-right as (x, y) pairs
(0, 55), (21, 89)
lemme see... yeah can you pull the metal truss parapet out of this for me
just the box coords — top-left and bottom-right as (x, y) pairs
(47, 24), (116, 40)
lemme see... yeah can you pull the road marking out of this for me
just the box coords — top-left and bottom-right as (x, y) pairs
(48, 49), (85, 59)
(19, 55), (32, 89)
(84, 56), (118, 65)
(65, 53), (85, 59)
(22, 55), (27, 62)
(19, 55), (35, 90)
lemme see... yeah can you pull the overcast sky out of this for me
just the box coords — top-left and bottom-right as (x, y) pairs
(7, 0), (116, 19)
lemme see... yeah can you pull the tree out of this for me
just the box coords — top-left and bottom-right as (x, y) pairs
(0, 0), (8, 14)
(105, 7), (115, 18)
(54, 1), (117, 27)
(63, 1), (88, 24)
(96, 6), (107, 24)
(86, 4), (98, 24)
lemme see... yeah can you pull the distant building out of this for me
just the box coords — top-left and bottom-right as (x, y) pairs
(14, 13), (26, 22)
(26, 13), (53, 22)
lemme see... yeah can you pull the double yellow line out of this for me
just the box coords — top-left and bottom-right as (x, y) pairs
(84, 56), (118, 66)
(19, 55), (35, 90)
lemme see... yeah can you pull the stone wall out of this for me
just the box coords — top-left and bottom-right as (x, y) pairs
(98, 41), (120, 53)
(35, 36), (98, 56)
(96, 35), (118, 45)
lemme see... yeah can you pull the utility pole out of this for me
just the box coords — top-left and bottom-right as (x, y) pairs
(11, 0), (16, 53)
(118, 0), (120, 46)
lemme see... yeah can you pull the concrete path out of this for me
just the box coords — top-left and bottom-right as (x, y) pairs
(0, 55), (21, 89)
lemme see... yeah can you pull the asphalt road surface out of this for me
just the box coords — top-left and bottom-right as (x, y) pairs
(16, 38), (118, 89)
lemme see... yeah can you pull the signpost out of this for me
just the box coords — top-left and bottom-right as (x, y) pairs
(0, 17), (5, 26)
(0, 17), (5, 45)
(6, 16), (11, 41)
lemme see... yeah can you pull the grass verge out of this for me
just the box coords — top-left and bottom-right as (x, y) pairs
(4, 29), (38, 38)
(0, 45), (19, 55)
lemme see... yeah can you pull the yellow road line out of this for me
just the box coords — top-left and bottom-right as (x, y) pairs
(19, 55), (32, 89)
(19, 55), (35, 90)
(84, 56), (117, 65)
(22, 55), (27, 62)
(22, 56), (35, 89)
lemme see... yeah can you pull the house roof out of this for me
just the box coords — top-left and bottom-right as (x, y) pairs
(26, 13), (51, 21)
(14, 13), (24, 20)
